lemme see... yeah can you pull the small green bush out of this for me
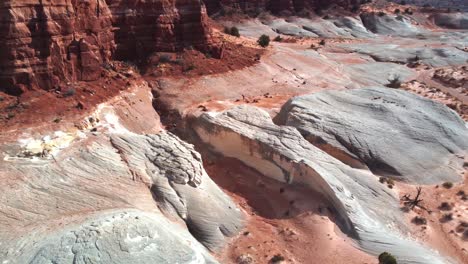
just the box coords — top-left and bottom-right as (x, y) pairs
(379, 252), (397, 264)
(257, 34), (270, 48)
(224, 26), (240, 37)
(230, 26), (240, 37)
(442, 182), (453, 189)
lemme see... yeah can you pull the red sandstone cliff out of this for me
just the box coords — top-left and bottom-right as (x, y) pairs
(0, 0), (217, 95)
(204, 0), (356, 15)
(107, 0), (218, 61)
(0, 0), (115, 95)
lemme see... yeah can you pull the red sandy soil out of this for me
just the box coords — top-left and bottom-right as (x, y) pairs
(401, 72), (468, 121)
(388, 168), (468, 264)
(0, 62), (143, 134)
(205, 157), (376, 264)
(143, 41), (263, 79)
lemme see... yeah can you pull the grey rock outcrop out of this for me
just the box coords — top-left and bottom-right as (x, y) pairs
(341, 42), (468, 67)
(360, 13), (424, 37)
(194, 105), (452, 264)
(277, 87), (468, 184)
(0, 131), (242, 262)
(110, 133), (243, 250)
(432, 13), (468, 29)
(16, 210), (217, 264)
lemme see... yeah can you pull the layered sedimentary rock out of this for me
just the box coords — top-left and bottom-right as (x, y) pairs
(0, 0), (115, 95)
(107, 0), (220, 61)
(204, 0), (357, 15)
(0, 130), (242, 262)
(277, 87), (468, 184)
(194, 105), (451, 264)
(0, 0), (218, 95)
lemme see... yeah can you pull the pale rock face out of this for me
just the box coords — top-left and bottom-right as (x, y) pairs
(17, 210), (218, 264)
(110, 133), (244, 250)
(0, 131), (243, 262)
(194, 105), (454, 264)
(277, 87), (468, 184)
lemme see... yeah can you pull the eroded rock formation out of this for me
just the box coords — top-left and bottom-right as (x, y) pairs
(0, 130), (242, 262)
(0, 0), (115, 95)
(276, 87), (468, 183)
(204, 0), (359, 15)
(0, 0), (218, 95)
(193, 105), (451, 264)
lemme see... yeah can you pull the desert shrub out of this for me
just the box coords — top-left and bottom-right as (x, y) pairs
(379, 252), (397, 264)
(183, 64), (196, 72)
(63, 87), (76, 97)
(440, 213), (453, 223)
(231, 26), (240, 37)
(319, 39), (326, 45)
(159, 54), (172, 63)
(394, 9), (401, 14)
(379, 177), (387, 183)
(378, 11), (386, 17)
(442, 182), (453, 189)
(412, 216), (427, 225)
(224, 26), (240, 37)
(439, 202), (452, 211)
(274, 35), (283, 42)
(386, 76), (402, 88)
(257, 34), (270, 47)
(270, 254), (285, 263)
(404, 8), (413, 15)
